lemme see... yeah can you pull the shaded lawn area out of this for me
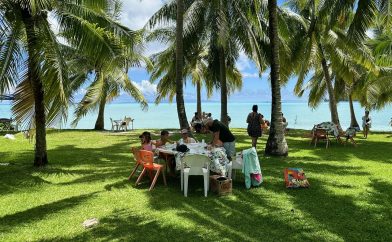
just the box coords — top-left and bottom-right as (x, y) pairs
(1, 129), (392, 241)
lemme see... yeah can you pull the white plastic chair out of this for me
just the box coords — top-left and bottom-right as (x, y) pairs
(120, 116), (134, 131)
(227, 151), (244, 179)
(181, 154), (210, 197)
(110, 118), (119, 131)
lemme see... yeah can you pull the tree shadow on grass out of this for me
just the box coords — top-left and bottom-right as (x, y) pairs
(139, 185), (336, 241)
(0, 163), (53, 195)
(286, 178), (392, 241)
(39, 208), (205, 242)
(0, 192), (99, 234)
(0, 139), (134, 195)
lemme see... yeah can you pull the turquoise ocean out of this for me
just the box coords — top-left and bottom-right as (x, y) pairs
(1, 102), (391, 131)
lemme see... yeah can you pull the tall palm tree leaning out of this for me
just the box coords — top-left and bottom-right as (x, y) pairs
(0, 0), (133, 166)
(175, 0), (189, 129)
(265, 0), (288, 156)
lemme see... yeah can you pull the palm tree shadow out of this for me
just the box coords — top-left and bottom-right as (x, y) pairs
(287, 178), (392, 241)
(0, 192), (99, 234)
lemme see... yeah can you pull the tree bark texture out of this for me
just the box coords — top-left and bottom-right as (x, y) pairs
(219, 48), (228, 126)
(22, 9), (48, 166)
(175, 0), (189, 129)
(196, 81), (202, 119)
(94, 96), (106, 130)
(265, 0), (288, 156)
(317, 40), (342, 131)
(349, 94), (360, 128)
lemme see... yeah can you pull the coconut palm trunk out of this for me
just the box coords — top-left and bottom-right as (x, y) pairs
(175, 0), (189, 129)
(94, 96), (106, 130)
(349, 94), (360, 128)
(219, 48), (228, 126)
(317, 41), (341, 130)
(196, 81), (202, 119)
(265, 0), (288, 156)
(22, 10), (48, 166)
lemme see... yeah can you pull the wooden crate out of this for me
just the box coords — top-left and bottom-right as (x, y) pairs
(210, 175), (232, 196)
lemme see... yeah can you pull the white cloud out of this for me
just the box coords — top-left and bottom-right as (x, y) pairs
(133, 80), (157, 95)
(120, 1), (169, 58)
(236, 52), (253, 71)
(120, 0), (166, 30)
(242, 72), (259, 78)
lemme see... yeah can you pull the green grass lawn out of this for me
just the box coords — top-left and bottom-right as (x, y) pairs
(1, 129), (392, 241)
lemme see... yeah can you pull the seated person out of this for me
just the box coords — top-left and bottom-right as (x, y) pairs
(207, 113), (213, 121)
(155, 130), (173, 147)
(139, 131), (155, 151)
(190, 112), (202, 133)
(178, 129), (197, 145)
(282, 113), (288, 131)
(191, 112), (200, 123)
(194, 123), (202, 133)
(155, 130), (176, 176)
(202, 112), (207, 120)
(344, 127), (357, 146)
(261, 115), (270, 130)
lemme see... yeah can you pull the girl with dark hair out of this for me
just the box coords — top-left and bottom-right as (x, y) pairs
(246, 105), (264, 148)
(139, 131), (154, 151)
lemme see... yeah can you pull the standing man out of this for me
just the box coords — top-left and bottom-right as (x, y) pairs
(203, 119), (236, 160)
(362, 110), (372, 139)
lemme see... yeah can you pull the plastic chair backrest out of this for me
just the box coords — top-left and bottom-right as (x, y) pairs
(131, 147), (141, 164)
(182, 154), (209, 175)
(139, 150), (155, 167)
(315, 128), (327, 137)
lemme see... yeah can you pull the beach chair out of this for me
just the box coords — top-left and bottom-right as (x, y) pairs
(135, 150), (167, 191)
(310, 126), (330, 148)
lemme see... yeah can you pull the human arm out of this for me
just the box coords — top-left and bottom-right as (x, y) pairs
(367, 117), (372, 125)
(211, 131), (221, 146)
(259, 114), (264, 125)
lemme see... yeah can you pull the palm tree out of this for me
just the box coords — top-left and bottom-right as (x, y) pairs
(148, 36), (212, 107)
(358, 25), (392, 110)
(264, 0), (288, 156)
(147, 27), (241, 117)
(175, 0), (189, 129)
(148, 0), (247, 127)
(317, 1), (392, 116)
(70, 57), (148, 130)
(320, 0), (391, 45)
(0, 0), (136, 166)
(287, 0), (378, 131)
(286, 0), (342, 128)
(69, 9), (149, 130)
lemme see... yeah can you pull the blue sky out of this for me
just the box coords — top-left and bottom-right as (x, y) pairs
(86, 0), (307, 103)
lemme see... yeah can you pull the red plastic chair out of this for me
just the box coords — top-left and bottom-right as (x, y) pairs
(128, 147), (143, 180)
(135, 150), (167, 191)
